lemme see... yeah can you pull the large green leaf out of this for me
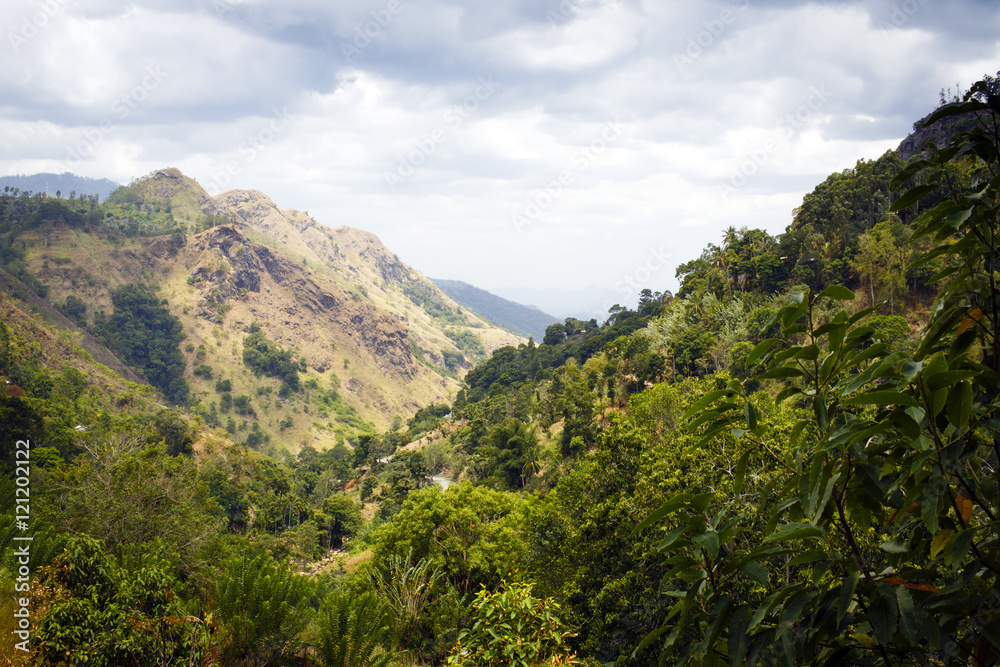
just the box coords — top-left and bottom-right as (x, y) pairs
(868, 594), (898, 645)
(763, 523), (827, 544)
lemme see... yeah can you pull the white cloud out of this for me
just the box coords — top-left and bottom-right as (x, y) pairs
(1, 0), (998, 306)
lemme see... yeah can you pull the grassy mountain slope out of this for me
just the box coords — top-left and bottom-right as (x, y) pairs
(6, 169), (519, 451)
(431, 278), (559, 341)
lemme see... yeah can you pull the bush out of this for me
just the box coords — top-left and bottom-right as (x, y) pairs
(242, 327), (301, 392)
(445, 581), (578, 666)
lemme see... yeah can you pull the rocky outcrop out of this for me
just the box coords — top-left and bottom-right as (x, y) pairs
(896, 105), (986, 161)
(189, 226), (416, 379)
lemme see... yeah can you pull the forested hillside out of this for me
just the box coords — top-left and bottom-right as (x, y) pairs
(2, 75), (999, 666)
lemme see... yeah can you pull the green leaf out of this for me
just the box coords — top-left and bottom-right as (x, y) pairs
(843, 391), (919, 408)
(900, 360), (922, 381)
(692, 531), (720, 559)
(775, 386), (803, 404)
(814, 396), (829, 432)
(763, 523), (827, 544)
(701, 597), (733, 658)
(838, 570), (859, 624)
(758, 366), (805, 380)
(787, 550), (831, 567)
(634, 494), (693, 534)
(744, 401), (758, 432)
(741, 562), (768, 586)
(691, 492), (715, 514)
(946, 380), (973, 430)
(948, 529), (975, 570)
(895, 586), (918, 644)
(656, 526), (688, 553)
(880, 540), (909, 554)
(925, 370), (978, 391)
(890, 156), (931, 189)
(889, 184), (938, 211)
(728, 607), (750, 665)
(683, 390), (730, 420)
(733, 449), (752, 498)
(746, 338), (780, 368)
(816, 285), (856, 301)
(869, 594), (898, 645)
(920, 490), (939, 536)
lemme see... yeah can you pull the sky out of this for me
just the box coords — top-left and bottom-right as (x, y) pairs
(2, 0), (999, 318)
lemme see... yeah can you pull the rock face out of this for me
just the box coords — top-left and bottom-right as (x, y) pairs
(188, 226), (417, 380)
(896, 105), (985, 161)
(85, 167), (524, 433)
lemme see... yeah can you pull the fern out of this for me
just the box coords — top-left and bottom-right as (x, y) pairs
(317, 590), (396, 667)
(216, 554), (313, 666)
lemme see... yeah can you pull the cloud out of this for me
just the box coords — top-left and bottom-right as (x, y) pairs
(1, 0), (998, 303)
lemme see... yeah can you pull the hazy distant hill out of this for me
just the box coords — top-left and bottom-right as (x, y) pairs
(432, 278), (558, 341)
(0, 172), (120, 201)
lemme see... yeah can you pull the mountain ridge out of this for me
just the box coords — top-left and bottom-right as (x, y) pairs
(0, 172), (120, 201)
(431, 278), (559, 341)
(7, 167), (521, 450)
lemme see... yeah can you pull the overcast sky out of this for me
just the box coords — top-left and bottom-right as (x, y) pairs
(2, 0), (998, 316)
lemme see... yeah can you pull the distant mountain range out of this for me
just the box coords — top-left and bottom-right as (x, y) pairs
(431, 279), (559, 341)
(0, 172), (120, 201)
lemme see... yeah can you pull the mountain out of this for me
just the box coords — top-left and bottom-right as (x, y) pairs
(431, 278), (559, 341)
(3, 168), (520, 450)
(0, 172), (120, 201)
(490, 285), (623, 323)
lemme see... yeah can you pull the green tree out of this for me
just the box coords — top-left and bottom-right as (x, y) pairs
(321, 494), (364, 548)
(33, 537), (210, 666)
(481, 418), (540, 489)
(151, 407), (193, 456)
(40, 432), (222, 569)
(850, 216), (911, 312)
(367, 483), (525, 595)
(445, 581), (579, 667)
(634, 76), (1000, 665)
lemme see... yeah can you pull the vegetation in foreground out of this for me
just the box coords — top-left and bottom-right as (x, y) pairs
(2, 75), (999, 665)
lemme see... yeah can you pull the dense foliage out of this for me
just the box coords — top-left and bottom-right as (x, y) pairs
(4, 75), (1000, 667)
(242, 322), (305, 394)
(94, 283), (189, 404)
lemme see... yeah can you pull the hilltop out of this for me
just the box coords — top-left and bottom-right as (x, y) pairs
(0, 168), (520, 451)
